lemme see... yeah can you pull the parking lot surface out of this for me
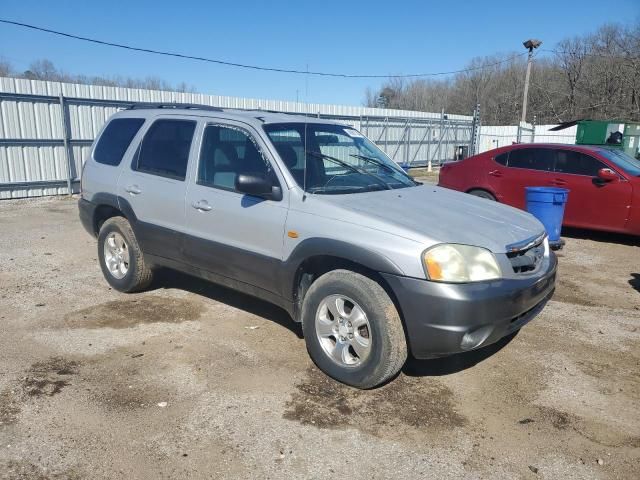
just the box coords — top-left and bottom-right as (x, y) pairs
(0, 196), (638, 479)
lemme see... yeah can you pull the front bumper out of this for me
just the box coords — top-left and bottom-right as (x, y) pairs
(381, 253), (557, 358)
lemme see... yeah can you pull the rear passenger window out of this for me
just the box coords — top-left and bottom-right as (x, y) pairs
(554, 150), (605, 176)
(198, 124), (274, 191)
(494, 153), (508, 166)
(133, 119), (196, 180)
(507, 148), (554, 171)
(94, 118), (145, 166)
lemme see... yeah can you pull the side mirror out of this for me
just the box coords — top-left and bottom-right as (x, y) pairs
(235, 174), (282, 201)
(596, 168), (618, 182)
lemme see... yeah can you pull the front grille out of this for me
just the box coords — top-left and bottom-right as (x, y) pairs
(506, 238), (545, 274)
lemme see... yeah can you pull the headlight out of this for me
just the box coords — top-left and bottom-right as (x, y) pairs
(423, 244), (501, 282)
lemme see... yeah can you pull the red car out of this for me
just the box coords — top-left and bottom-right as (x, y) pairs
(438, 143), (640, 236)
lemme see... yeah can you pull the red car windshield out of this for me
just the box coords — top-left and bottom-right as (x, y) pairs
(596, 148), (640, 176)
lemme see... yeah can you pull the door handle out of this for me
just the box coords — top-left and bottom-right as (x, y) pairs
(550, 178), (567, 186)
(488, 169), (503, 177)
(191, 200), (212, 212)
(125, 184), (142, 195)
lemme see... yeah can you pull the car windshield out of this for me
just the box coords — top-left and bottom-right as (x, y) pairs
(264, 122), (418, 194)
(595, 148), (640, 176)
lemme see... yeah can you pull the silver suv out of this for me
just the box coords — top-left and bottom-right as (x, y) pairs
(79, 104), (556, 388)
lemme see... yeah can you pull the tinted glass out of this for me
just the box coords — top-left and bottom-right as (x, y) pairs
(94, 118), (144, 166)
(554, 150), (605, 176)
(494, 153), (508, 166)
(134, 120), (196, 180)
(507, 148), (554, 171)
(198, 125), (273, 191)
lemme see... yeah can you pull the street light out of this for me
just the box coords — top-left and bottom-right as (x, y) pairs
(520, 38), (542, 125)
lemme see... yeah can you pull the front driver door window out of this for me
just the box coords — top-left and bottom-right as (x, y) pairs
(552, 149), (632, 229)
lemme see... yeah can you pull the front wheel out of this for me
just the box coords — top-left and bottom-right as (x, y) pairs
(301, 270), (407, 389)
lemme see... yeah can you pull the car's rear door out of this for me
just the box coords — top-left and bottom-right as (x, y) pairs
(551, 148), (632, 230)
(484, 151), (510, 201)
(493, 147), (555, 209)
(117, 116), (197, 259)
(183, 120), (288, 295)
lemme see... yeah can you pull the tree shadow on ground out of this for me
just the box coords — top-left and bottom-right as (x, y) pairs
(150, 268), (303, 339)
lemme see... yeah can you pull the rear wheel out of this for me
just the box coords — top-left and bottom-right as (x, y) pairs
(468, 189), (496, 201)
(97, 217), (153, 292)
(301, 270), (407, 389)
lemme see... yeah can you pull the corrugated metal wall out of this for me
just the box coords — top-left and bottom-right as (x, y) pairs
(478, 125), (577, 153)
(0, 76), (473, 120)
(0, 77), (476, 199)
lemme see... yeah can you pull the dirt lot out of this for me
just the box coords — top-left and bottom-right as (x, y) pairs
(0, 196), (638, 479)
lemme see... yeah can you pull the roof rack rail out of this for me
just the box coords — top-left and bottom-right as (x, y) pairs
(246, 108), (301, 113)
(126, 103), (224, 112)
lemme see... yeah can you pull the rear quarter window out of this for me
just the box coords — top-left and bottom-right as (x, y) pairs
(94, 118), (145, 166)
(494, 153), (508, 166)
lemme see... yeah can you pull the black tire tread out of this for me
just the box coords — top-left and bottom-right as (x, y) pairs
(468, 189), (497, 201)
(302, 269), (407, 389)
(99, 216), (153, 292)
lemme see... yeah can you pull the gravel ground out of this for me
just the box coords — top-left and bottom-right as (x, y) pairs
(0, 195), (638, 480)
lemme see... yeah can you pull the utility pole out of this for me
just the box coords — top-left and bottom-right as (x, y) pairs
(520, 39), (542, 124)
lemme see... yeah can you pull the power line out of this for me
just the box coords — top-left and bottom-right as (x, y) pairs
(541, 48), (639, 59)
(0, 18), (528, 79)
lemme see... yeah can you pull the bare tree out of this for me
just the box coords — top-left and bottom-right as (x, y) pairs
(27, 59), (59, 80)
(556, 36), (587, 119)
(0, 58), (196, 93)
(365, 21), (640, 124)
(0, 58), (12, 77)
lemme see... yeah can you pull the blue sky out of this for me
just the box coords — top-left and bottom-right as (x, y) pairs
(1, 0), (638, 105)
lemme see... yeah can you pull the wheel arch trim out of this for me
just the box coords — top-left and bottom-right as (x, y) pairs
(280, 238), (406, 320)
(466, 187), (498, 199)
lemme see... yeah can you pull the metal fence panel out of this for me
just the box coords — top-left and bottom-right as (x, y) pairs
(0, 77), (474, 120)
(478, 124), (577, 153)
(0, 77), (477, 199)
(531, 125), (577, 144)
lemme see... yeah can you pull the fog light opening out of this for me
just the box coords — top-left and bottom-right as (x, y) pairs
(460, 326), (493, 351)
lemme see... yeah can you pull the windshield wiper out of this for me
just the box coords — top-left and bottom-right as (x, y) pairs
(306, 151), (391, 191)
(349, 154), (418, 185)
(306, 184), (384, 194)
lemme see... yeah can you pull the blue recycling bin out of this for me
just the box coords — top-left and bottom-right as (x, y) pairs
(525, 187), (569, 247)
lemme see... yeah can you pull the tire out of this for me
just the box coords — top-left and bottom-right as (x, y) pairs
(97, 216), (153, 293)
(301, 269), (407, 389)
(468, 189), (497, 201)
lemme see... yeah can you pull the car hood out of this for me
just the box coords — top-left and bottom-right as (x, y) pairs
(322, 185), (545, 253)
